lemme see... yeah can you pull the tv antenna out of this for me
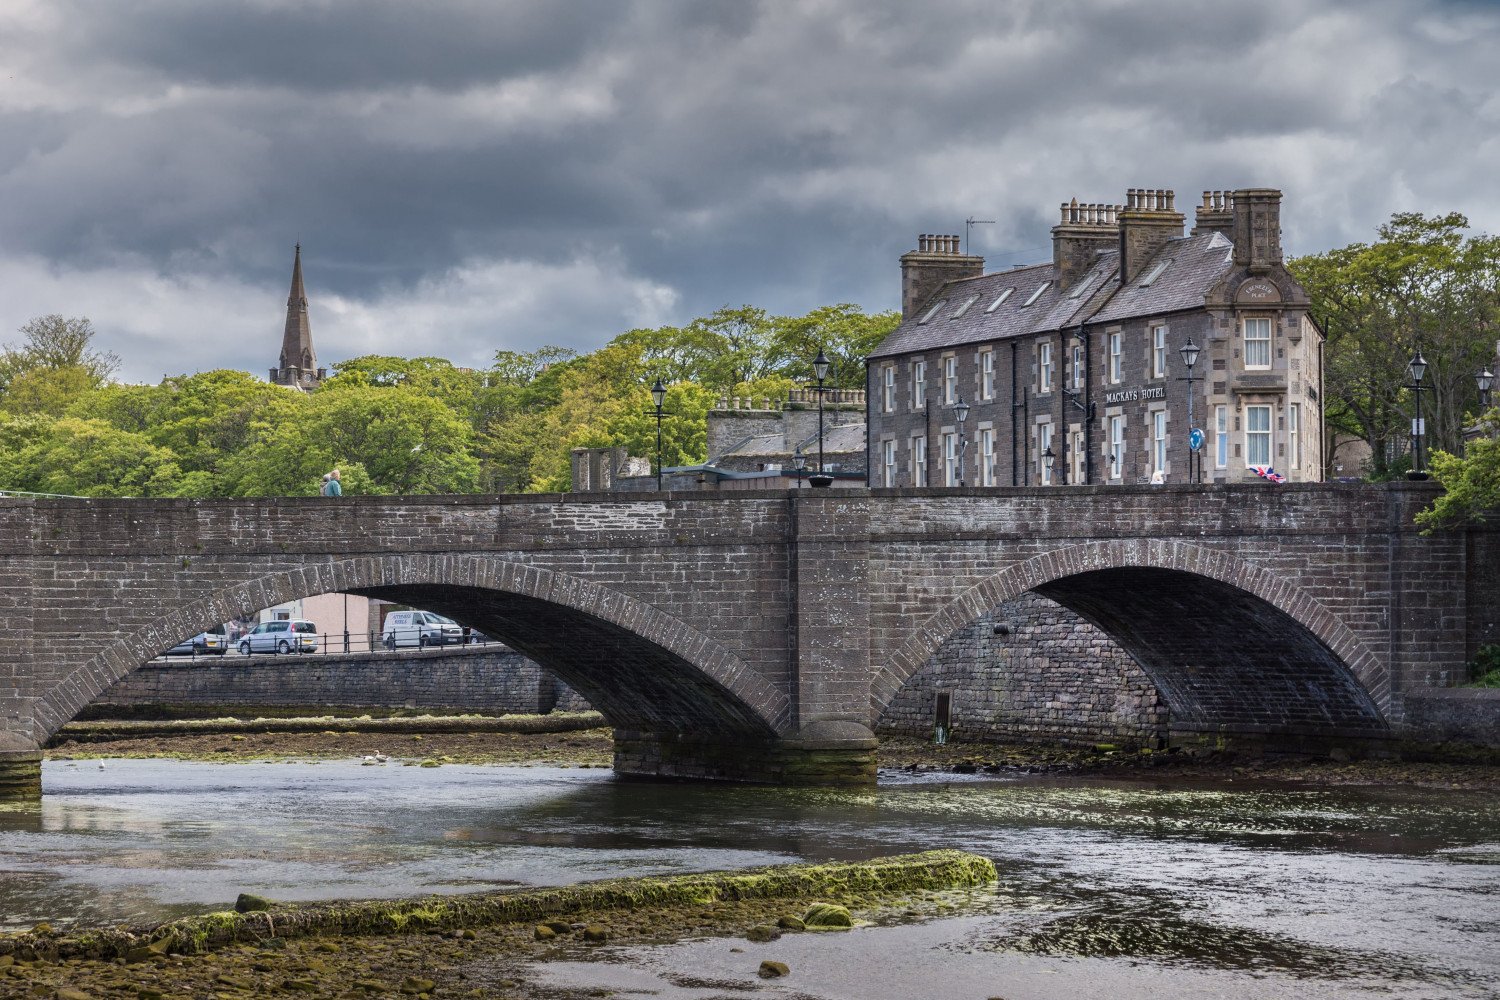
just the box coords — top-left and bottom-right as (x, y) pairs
(965, 217), (995, 255)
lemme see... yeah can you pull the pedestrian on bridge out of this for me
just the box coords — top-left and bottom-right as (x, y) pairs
(320, 469), (342, 497)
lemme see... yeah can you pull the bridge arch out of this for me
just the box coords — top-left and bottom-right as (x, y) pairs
(870, 538), (1390, 734)
(36, 554), (789, 746)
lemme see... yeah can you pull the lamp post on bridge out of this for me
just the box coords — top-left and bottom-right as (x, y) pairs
(808, 348), (834, 488)
(650, 377), (667, 492)
(1406, 350), (1429, 481)
(1479, 368), (1494, 411)
(1177, 337), (1202, 483)
(952, 395), (970, 487)
(791, 446), (806, 489)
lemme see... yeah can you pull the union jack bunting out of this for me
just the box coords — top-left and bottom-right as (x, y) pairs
(1252, 465), (1286, 484)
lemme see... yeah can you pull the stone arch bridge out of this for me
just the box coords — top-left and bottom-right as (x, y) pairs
(1, 483), (1490, 799)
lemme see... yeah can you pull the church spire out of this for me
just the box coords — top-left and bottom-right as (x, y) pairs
(270, 243), (324, 390)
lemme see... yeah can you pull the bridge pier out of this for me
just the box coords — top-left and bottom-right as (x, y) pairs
(0, 733), (42, 805)
(613, 722), (879, 786)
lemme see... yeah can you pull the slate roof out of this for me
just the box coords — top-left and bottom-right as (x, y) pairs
(714, 420), (866, 461)
(868, 231), (1235, 360)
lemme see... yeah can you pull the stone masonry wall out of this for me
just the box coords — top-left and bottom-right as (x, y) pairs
(878, 593), (1168, 746)
(91, 646), (594, 717)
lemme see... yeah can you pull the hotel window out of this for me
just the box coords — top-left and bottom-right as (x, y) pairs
(1072, 344), (1085, 390)
(1245, 404), (1272, 466)
(1152, 410), (1168, 477)
(881, 439), (897, 487)
(880, 365), (895, 413)
(1215, 405), (1228, 469)
(1108, 415), (1125, 479)
(1244, 317), (1272, 369)
(943, 355), (958, 404)
(1022, 282), (1050, 307)
(979, 427), (996, 486)
(1072, 429), (1086, 484)
(1108, 331), (1122, 383)
(918, 300), (947, 324)
(1151, 324), (1168, 379)
(985, 288), (1014, 312)
(1289, 403), (1301, 470)
(910, 435), (928, 487)
(942, 431), (959, 486)
(980, 350), (995, 400)
(1038, 422), (1054, 485)
(911, 360), (926, 410)
(951, 294), (980, 319)
(1038, 342), (1052, 394)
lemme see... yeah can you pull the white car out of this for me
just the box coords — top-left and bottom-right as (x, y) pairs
(383, 610), (464, 649)
(238, 619), (319, 655)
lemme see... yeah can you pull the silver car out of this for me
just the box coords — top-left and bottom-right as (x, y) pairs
(238, 619), (319, 655)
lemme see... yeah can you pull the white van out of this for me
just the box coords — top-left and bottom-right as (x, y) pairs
(382, 610), (464, 649)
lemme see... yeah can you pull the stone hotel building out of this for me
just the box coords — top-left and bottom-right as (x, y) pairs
(865, 187), (1323, 486)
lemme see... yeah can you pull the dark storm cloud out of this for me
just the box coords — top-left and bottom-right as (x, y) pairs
(1, 0), (1498, 381)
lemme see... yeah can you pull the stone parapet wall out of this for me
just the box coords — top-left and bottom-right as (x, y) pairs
(877, 593), (1167, 746)
(93, 646), (593, 718)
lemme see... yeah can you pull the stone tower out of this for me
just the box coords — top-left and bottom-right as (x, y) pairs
(269, 244), (326, 390)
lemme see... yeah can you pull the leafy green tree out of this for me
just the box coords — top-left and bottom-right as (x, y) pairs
(1417, 415), (1500, 531)
(9, 417), (184, 497)
(1291, 213), (1500, 477)
(0, 364), (98, 416)
(769, 304), (900, 389)
(0, 315), (119, 394)
(322, 356), (486, 424)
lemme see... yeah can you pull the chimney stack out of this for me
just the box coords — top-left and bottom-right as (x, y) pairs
(1117, 187), (1185, 285)
(900, 233), (984, 320)
(1192, 190), (1235, 238)
(1229, 188), (1283, 274)
(1052, 198), (1121, 292)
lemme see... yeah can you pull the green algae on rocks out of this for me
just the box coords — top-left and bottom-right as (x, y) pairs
(0, 850), (997, 962)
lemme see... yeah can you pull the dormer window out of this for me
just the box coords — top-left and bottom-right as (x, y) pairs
(985, 288), (1014, 312)
(1138, 258), (1172, 287)
(951, 294), (980, 319)
(1022, 282), (1051, 307)
(918, 300), (948, 324)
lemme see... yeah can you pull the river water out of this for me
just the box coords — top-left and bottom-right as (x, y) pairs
(2, 759), (1498, 998)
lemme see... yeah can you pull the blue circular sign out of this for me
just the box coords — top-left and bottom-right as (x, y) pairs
(1189, 428), (1205, 452)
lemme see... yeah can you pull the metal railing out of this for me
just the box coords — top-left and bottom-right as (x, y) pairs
(154, 630), (507, 662)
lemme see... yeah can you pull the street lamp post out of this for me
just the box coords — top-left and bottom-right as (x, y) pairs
(650, 377), (667, 491)
(953, 396), (970, 487)
(1177, 338), (1202, 483)
(1479, 368), (1494, 411)
(1042, 445), (1055, 486)
(809, 348), (834, 488)
(791, 446), (806, 489)
(1406, 350), (1429, 481)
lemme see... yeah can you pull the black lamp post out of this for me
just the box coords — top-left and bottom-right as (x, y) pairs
(1177, 337), (1202, 483)
(650, 377), (667, 491)
(1479, 368), (1494, 410)
(791, 446), (806, 489)
(953, 396), (970, 487)
(1042, 445), (1055, 486)
(809, 348), (834, 488)
(1406, 350), (1428, 481)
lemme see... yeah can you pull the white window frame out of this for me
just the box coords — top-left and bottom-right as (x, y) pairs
(1072, 344), (1085, 390)
(1289, 403), (1301, 471)
(985, 288), (1014, 312)
(943, 355), (958, 405)
(880, 439), (897, 487)
(951, 294), (979, 319)
(1071, 428), (1086, 484)
(1037, 421), (1054, 485)
(1244, 317), (1272, 370)
(1108, 415), (1125, 479)
(980, 350), (995, 400)
(910, 435), (928, 487)
(979, 427), (996, 486)
(1108, 331), (1122, 383)
(881, 364), (895, 413)
(911, 360), (926, 410)
(1152, 409), (1168, 476)
(1215, 405), (1228, 469)
(918, 299), (947, 324)
(1022, 282), (1050, 307)
(1038, 342), (1052, 394)
(1152, 324), (1168, 379)
(942, 431), (959, 486)
(1245, 404), (1272, 467)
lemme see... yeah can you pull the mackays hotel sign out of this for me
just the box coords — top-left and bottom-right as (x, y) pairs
(1103, 385), (1167, 405)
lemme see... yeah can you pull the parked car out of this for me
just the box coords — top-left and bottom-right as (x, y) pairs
(382, 610), (465, 649)
(238, 619), (319, 655)
(163, 631), (229, 657)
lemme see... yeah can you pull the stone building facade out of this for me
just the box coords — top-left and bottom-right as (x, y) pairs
(867, 188), (1324, 487)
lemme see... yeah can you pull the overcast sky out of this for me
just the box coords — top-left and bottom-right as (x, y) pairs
(2, 0), (1498, 383)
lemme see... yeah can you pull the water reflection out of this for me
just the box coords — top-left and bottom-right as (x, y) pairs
(0, 759), (1497, 998)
